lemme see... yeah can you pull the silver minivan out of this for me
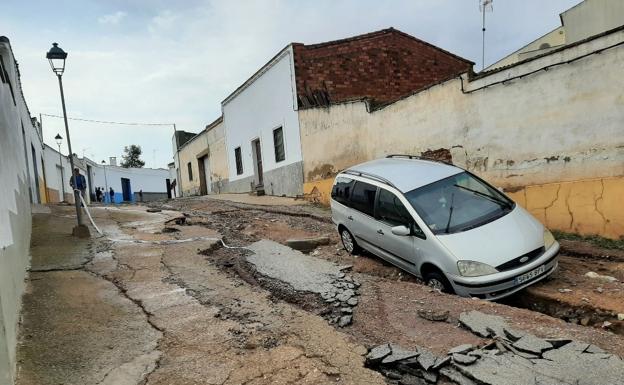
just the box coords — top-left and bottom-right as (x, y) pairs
(330, 155), (559, 300)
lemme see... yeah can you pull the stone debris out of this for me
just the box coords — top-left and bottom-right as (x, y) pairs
(146, 208), (162, 213)
(585, 271), (618, 282)
(338, 315), (353, 327)
(367, 311), (624, 385)
(417, 308), (449, 322)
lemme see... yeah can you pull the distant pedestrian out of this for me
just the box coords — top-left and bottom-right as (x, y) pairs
(95, 187), (102, 203)
(109, 187), (115, 204)
(139, 189), (143, 203)
(69, 168), (87, 206)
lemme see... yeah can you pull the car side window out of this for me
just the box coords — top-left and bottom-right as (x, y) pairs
(331, 177), (354, 205)
(376, 188), (426, 238)
(349, 181), (377, 216)
(376, 189), (413, 226)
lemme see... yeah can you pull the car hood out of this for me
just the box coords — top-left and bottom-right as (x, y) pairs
(435, 206), (544, 267)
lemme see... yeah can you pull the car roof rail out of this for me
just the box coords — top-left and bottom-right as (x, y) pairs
(386, 154), (422, 160)
(342, 169), (397, 189)
(386, 154), (453, 165)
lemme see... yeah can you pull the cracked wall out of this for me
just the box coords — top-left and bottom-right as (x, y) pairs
(298, 28), (624, 238)
(507, 177), (624, 239)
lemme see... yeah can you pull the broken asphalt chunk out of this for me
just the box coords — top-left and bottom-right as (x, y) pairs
(366, 344), (392, 365)
(452, 353), (478, 365)
(381, 345), (420, 364)
(448, 344), (474, 355)
(458, 310), (507, 338)
(416, 349), (437, 371)
(512, 334), (553, 355)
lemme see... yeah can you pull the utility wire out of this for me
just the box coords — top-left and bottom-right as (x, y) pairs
(40, 113), (174, 127)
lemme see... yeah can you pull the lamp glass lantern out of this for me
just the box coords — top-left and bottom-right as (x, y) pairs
(46, 43), (67, 75)
(54, 133), (63, 147)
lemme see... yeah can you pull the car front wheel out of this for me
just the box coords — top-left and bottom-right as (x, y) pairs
(424, 271), (454, 294)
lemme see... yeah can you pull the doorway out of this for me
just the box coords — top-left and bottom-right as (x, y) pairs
(197, 155), (212, 195)
(251, 138), (263, 187)
(121, 178), (132, 201)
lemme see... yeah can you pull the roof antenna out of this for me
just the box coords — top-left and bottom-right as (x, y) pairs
(479, 0), (493, 71)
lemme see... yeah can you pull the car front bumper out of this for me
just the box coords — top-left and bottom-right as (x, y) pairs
(447, 243), (560, 300)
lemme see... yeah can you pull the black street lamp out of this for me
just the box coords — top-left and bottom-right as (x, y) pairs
(47, 42), (90, 237)
(54, 133), (66, 202)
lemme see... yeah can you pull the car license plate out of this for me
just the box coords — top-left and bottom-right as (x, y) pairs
(515, 265), (546, 285)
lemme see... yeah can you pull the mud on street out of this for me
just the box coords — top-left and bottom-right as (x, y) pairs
(16, 196), (624, 385)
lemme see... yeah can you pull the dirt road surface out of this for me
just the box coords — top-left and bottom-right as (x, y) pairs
(16, 196), (624, 384)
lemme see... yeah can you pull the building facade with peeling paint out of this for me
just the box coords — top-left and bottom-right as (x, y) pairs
(300, 26), (624, 239)
(176, 116), (228, 196)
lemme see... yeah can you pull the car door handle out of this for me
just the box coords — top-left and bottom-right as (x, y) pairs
(377, 229), (384, 235)
(347, 215), (354, 221)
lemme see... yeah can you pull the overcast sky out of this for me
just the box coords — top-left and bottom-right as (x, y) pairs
(2, 0), (580, 168)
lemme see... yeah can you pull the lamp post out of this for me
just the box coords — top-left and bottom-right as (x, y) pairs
(54, 133), (66, 202)
(47, 42), (89, 237)
(101, 160), (109, 204)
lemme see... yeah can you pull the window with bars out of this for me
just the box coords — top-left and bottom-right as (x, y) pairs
(235, 147), (243, 175)
(273, 127), (285, 162)
(187, 162), (193, 180)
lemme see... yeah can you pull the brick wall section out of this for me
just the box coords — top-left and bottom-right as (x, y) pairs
(292, 28), (473, 108)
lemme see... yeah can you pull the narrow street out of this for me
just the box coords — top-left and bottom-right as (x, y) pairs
(15, 197), (624, 385)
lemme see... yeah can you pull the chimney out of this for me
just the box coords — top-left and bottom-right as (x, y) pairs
(109, 156), (117, 166)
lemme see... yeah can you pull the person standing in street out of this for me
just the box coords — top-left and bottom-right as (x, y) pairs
(109, 187), (115, 204)
(69, 168), (87, 206)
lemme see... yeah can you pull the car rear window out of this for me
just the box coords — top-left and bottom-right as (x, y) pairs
(331, 177), (354, 205)
(349, 181), (377, 217)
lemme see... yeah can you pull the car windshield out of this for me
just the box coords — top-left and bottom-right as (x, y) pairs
(404, 171), (515, 235)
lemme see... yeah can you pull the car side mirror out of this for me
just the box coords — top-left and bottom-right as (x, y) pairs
(391, 225), (411, 236)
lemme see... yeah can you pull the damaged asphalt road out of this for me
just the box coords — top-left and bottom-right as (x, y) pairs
(16, 200), (624, 385)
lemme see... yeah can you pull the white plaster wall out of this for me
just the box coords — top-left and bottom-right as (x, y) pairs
(43, 144), (73, 201)
(299, 29), (624, 188)
(223, 46), (301, 184)
(0, 38), (43, 385)
(88, 163), (170, 194)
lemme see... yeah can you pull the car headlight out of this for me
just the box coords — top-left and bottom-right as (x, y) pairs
(457, 260), (498, 277)
(544, 229), (556, 249)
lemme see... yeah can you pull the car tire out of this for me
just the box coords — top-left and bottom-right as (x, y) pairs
(424, 271), (454, 294)
(339, 228), (360, 255)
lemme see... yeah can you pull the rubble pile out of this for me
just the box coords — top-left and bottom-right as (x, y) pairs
(321, 273), (360, 327)
(366, 310), (624, 385)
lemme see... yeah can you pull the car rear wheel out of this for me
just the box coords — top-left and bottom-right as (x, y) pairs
(424, 271), (454, 294)
(340, 228), (360, 255)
